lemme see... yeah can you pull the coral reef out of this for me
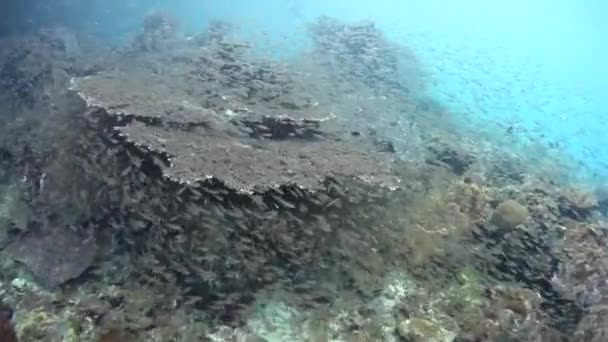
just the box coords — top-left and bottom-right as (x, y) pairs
(0, 14), (606, 342)
(0, 16), (404, 330)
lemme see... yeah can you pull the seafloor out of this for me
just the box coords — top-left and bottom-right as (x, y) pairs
(0, 14), (607, 342)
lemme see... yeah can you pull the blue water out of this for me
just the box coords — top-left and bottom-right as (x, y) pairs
(12, 0), (608, 180)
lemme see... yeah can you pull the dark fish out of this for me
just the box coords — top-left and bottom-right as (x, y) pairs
(208, 204), (225, 217)
(270, 193), (296, 209)
(323, 198), (341, 211)
(201, 254), (219, 264)
(128, 218), (147, 230)
(226, 205), (245, 219)
(235, 221), (249, 231)
(176, 185), (189, 196)
(250, 195), (266, 209)
(182, 296), (204, 306)
(168, 259), (191, 275)
(314, 215), (332, 233)
(165, 222), (183, 232)
(291, 186), (306, 198)
(185, 202), (206, 216)
(120, 165), (133, 177)
(298, 203), (310, 214)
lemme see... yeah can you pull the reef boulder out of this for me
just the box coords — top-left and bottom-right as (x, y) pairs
(490, 200), (529, 231)
(5, 226), (97, 288)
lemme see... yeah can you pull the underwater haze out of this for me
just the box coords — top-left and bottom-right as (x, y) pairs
(2, 0), (608, 341)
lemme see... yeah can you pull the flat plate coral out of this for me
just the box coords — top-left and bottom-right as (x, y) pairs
(70, 41), (399, 192)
